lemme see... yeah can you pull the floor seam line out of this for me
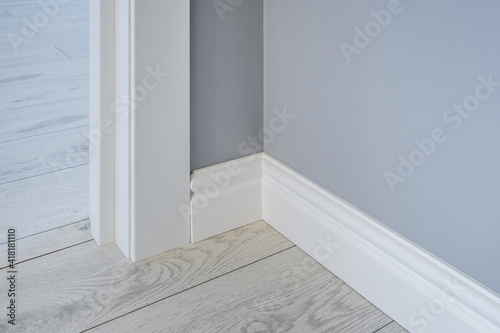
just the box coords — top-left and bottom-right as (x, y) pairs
(0, 93), (88, 114)
(0, 239), (94, 270)
(0, 124), (89, 144)
(53, 45), (72, 59)
(0, 218), (90, 245)
(0, 95), (88, 113)
(0, 162), (89, 186)
(0, 72), (89, 89)
(372, 320), (395, 333)
(80, 244), (297, 332)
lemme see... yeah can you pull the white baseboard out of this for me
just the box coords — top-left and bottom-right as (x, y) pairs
(262, 153), (500, 333)
(190, 154), (262, 242)
(191, 153), (500, 333)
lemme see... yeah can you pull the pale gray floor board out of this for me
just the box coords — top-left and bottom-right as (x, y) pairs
(0, 97), (88, 142)
(0, 14), (20, 27)
(0, 75), (88, 111)
(0, 30), (88, 52)
(0, 221), (294, 332)
(87, 246), (393, 333)
(0, 57), (88, 87)
(71, 19), (89, 33)
(32, 19), (88, 35)
(0, 44), (69, 68)
(53, 41), (88, 59)
(0, 164), (88, 243)
(0, 17), (79, 32)
(0, 126), (89, 184)
(0, 0), (42, 7)
(0, 219), (91, 269)
(3, 10), (89, 25)
(374, 321), (409, 333)
(4, 3), (89, 19)
(0, 8), (11, 19)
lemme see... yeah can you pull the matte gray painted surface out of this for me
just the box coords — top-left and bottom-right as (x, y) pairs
(264, 0), (500, 294)
(191, 0), (263, 170)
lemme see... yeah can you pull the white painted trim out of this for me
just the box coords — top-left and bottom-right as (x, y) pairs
(261, 153), (500, 333)
(90, 0), (191, 261)
(129, 0), (191, 262)
(192, 153), (500, 332)
(114, 0), (132, 259)
(190, 154), (263, 243)
(89, 0), (115, 246)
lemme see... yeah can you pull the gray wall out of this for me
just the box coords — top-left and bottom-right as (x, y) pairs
(264, 0), (500, 293)
(191, 0), (263, 170)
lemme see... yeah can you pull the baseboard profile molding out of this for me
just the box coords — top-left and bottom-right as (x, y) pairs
(261, 153), (500, 333)
(191, 153), (500, 332)
(190, 153), (262, 242)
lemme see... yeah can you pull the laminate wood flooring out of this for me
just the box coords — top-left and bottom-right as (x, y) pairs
(0, 220), (407, 333)
(0, 0), (89, 258)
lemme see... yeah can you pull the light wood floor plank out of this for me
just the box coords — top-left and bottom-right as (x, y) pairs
(0, 126), (89, 184)
(0, 0), (43, 7)
(0, 14), (20, 28)
(0, 57), (88, 87)
(0, 97), (88, 142)
(4, 5), (89, 20)
(0, 17), (80, 33)
(87, 246), (393, 333)
(0, 164), (88, 243)
(375, 321), (409, 333)
(0, 219), (91, 269)
(0, 221), (294, 332)
(0, 45), (68, 67)
(0, 9), (11, 19)
(0, 30), (88, 52)
(54, 41), (88, 59)
(0, 75), (88, 111)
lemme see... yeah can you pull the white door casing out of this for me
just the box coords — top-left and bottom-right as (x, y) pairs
(89, 0), (191, 261)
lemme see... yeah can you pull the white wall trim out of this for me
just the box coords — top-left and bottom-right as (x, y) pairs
(114, 0), (132, 259)
(261, 153), (500, 333)
(190, 154), (263, 242)
(89, 0), (115, 246)
(90, 0), (191, 261)
(191, 153), (500, 332)
(128, 0), (191, 262)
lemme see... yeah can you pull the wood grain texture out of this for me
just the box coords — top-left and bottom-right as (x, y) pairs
(0, 44), (69, 67)
(0, 0), (44, 7)
(4, 3), (89, 20)
(375, 321), (409, 333)
(0, 18), (83, 34)
(0, 97), (88, 142)
(87, 246), (393, 333)
(0, 221), (294, 332)
(0, 126), (89, 184)
(0, 31), (88, 53)
(0, 164), (88, 243)
(0, 57), (88, 87)
(54, 41), (88, 59)
(0, 75), (88, 110)
(0, 219), (91, 269)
